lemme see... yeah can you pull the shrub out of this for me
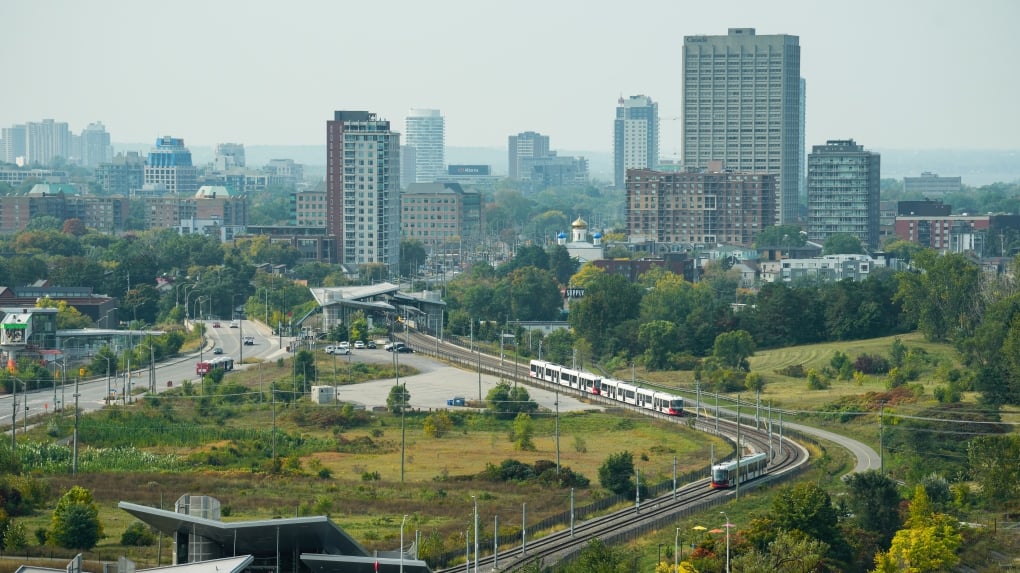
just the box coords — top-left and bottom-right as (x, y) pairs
(776, 364), (806, 378)
(807, 369), (830, 390)
(120, 521), (156, 546)
(854, 353), (890, 375)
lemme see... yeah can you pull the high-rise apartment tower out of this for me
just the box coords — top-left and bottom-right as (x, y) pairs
(508, 131), (550, 180)
(404, 109), (445, 184)
(326, 111), (400, 269)
(614, 95), (659, 190)
(682, 28), (803, 224)
(807, 139), (880, 248)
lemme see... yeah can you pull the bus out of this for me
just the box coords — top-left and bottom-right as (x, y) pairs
(196, 356), (234, 375)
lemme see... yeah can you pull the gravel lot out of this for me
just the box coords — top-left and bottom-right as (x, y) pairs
(325, 349), (601, 413)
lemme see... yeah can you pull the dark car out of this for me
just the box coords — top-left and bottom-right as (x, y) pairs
(213, 347), (224, 355)
(395, 345), (414, 353)
(366, 341), (377, 349)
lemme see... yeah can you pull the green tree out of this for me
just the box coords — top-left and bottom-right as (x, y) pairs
(563, 537), (631, 573)
(598, 451), (635, 496)
(895, 250), (982, 342)
(399, 238), (428, 277)
(486, 382), (538, 420)
(294, 350), (317, 386)
(547, 244), (577, 285)
(732, 530), (829, 573)
(49, 486), (103, 550)
(712, 330), (755, 371)
(845, 470), (902, 546)
(35, 298), (93, 329)
(967, 434), (1020, 503)
(754, 224), (806, 249)
(24, 216), (63, 232)
(568, 272), (643, 358)
(3, 520), (28, 551)
(823, 232), (865, 254)
(638, 320), (679, 370)
(500, 266), (563, 321)
(512, 412), (536, 451)
(770, 482), (843, 550)
(386, 384), (410, 414)
(873, 486), (962, 573)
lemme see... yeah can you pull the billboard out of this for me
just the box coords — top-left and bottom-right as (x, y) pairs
(1, 312), (32, 346)
(448, 165), (490, 176)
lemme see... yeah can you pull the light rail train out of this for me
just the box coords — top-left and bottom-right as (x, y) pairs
(709, 451), (769, 488)
(529, 359), (685, 416)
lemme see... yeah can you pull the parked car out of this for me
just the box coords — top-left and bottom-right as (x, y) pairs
(395, 345), (414, 353)
(366, 341), (377, 349)
(354, 341), (366, 349)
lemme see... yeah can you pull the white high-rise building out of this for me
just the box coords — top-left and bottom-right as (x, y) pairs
(405, 109), (445, 184)
(25, 119), (72, 167)
(326, 111), (401, 268)
(614, 95), (660, 190)
(682, 28), (804, 224)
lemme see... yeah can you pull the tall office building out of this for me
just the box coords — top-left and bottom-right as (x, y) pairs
(807, 139), (881, 248)
(614, 95), (659, 189)
(144, 136), (198, 195)
(405, 109), (445, 184)
(682, 28), (803, 224)
(508, 131), (550, 180)
(326, 110), (400, 269)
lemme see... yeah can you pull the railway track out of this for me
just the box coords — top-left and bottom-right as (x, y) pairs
(400, 331), (810, 572)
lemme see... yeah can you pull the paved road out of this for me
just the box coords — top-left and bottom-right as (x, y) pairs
(785, 420), (881, 473)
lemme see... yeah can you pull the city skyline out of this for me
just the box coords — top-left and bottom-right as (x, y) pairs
(3, 0), (1019, 156)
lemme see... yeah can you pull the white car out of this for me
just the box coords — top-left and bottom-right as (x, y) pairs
(353, 340), (366, 349)
(324, 345), (350, 355)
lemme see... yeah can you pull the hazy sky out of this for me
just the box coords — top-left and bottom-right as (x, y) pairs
(4, 0), (1018, 157)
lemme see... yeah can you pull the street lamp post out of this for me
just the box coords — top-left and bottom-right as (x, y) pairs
(9, 375), (24, 451)
(102, 307), (119, 330)
(473, 495), (479, 573)
(675, 527), (680, 571)
(184, 287), (199, 322)
(721, 511), (731, 573)
(137, 341), (156, 393)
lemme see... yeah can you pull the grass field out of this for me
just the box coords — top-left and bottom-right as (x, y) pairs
(636, 331), (960, 412)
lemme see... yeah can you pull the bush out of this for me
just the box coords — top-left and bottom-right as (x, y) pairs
(776, 364), (806, 378)
(807, 369), (830, 390)
(854, 353), (890, 375)
(120, 521), (156, 546)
